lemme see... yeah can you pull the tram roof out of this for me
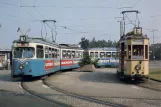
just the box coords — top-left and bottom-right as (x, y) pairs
(59, 44), (83, 50)
(88, 47), (117, 51)
(13, 37), (59, 47)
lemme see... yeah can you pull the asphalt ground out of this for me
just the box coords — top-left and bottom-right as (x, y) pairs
(0, 91), (61, 107)
(0, 70), (64, 107)
(46, 68), (161, 99)
(45, 68), (161, 107)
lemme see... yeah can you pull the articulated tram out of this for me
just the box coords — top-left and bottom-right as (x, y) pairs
(117, 27), (150, 81)
(11, 35), (83, 78)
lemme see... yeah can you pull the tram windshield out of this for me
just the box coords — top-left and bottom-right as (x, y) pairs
(13, 47), (35, 58)
(132, 45), (144, 59)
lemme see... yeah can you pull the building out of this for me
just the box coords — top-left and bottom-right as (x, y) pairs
(0, 49), (12, 69)
(150, 43), (161, 60)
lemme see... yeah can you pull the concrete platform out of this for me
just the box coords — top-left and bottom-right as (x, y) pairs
(46, 68), (161, 99)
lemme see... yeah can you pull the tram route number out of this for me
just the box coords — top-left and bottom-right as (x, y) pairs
(61, 60), (73, 66)
(45, 60), (54, 70)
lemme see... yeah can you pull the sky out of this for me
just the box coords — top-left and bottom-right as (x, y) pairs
(0, 0), (161, 49)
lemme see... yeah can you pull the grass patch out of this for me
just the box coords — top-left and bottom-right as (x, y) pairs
(150, 69), (161, 81)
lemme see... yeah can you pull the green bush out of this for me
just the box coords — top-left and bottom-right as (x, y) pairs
(79, 51), (98, 67)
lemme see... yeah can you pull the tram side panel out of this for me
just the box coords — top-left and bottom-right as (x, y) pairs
(12, 58), (60, 77)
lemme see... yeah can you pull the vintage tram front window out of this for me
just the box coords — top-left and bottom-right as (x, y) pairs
(14, 47), (35, 58)
(132, 45), (144, 59)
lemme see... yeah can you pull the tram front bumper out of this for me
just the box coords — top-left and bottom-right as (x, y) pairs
(17, 71), (24, 76)
(124, 74), (149, 79)
(132, 74), (149, 80)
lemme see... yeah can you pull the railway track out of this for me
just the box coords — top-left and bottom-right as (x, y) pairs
(135, 79), (161, 92)
(20, 75), (127, 107)
(43, 79), (127, 107)
(21, 80), (72, 107)
(20, 71), (161, 107)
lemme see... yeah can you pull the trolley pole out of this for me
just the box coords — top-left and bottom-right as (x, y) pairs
(149, 29), (157, 60)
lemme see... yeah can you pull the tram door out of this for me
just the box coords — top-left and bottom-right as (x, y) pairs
(120, 43), (125, 72)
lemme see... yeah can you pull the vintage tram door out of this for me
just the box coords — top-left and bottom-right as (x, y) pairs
(120, 42), (125, 73)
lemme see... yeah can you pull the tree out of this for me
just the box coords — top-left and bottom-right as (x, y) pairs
(79, 37), (118, 49)
(79, 51), (99, 67)
(79, 51), (91, 66)
(79, 37), (89, 49)
(89, 37), (97, 48)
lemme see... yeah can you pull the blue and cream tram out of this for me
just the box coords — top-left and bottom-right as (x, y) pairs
(11, 35), (83, 78)
(88, 48), (119, 67)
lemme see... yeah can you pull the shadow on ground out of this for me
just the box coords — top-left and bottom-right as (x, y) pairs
(79, 69), (127, 84)
(0, 70), (47, 82)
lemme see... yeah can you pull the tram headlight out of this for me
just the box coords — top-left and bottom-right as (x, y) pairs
(135, 65), (141, 70)
(19, 64), (24, 70)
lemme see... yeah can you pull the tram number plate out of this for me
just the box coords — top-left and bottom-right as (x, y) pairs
(45, 60), (54, 70)
(132, 40), (143, 44)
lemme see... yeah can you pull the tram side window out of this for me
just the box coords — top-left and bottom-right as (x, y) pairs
(77, 51), (81, 58)
(57, 49), (60, 58)
(112, 52), (116, 58)
(62, 50), (66, 58)
(72, 51), (75, 58)
(75, 51), (79, 58)
(128, 45), (131, 59)
(45, 46), (49, 58)
(55, 49), (58, 58)
(67, 50), (71, 58)
(95, 52), (98, 58)
(106, 52), (111, 58)
(36, 45), (44, 58)
(145, 45), (148, 59)
(90, 52), (94, 58)
(52, 48), (55, 58)
(80, 51), (83, 58)
(48, 48), (52, 58)
(100, 52), (105, 58)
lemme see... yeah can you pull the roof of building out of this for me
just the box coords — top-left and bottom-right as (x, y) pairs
(0, 49), (11, 52)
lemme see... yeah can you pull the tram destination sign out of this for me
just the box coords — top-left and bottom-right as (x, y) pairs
(132, 39), (143, 45)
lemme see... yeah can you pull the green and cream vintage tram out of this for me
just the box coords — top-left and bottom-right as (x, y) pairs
(117, 27), (149, 81)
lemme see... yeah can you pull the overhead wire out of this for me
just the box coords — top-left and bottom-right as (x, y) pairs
(0, 1), (19, 7)
(34, 0), (37, 6)
(44, 22), (48, 39)
(41, 23), (44, 38)
(132, 0), (142, 8)
(0, 1), (36, 31)
(124, 13), (135, 26)
(0, 13), (34, 22)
